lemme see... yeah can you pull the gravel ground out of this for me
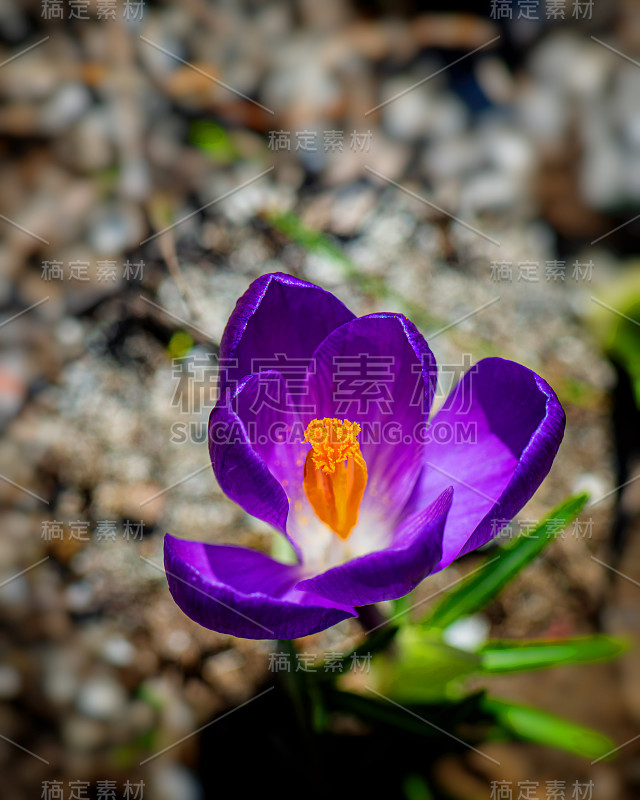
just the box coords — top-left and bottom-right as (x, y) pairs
(1, 2), (640, 798)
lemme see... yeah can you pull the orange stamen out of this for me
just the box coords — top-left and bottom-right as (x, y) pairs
(302, 418), (368, 540)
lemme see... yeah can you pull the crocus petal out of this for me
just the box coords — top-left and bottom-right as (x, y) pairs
(296, 487), (452, 607)
(408, 357), (565, 570)
(218, 272), (355, 401)
(209, 375), (291, 542)
(304, 313), (437, 518)
(231, 369), (307, 495)
(165, 534), (356, 640)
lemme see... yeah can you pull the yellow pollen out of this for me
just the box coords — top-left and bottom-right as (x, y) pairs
(302, 418), (368, 540)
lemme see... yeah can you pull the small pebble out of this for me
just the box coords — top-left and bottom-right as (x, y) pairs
(76, 675), (128, 720)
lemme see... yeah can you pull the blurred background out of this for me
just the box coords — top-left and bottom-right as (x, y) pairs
(1, 1), (640, 798)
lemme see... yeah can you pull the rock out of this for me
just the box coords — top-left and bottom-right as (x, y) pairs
(0, 574), (29, 608)
(423, 135), (482, 181)
(149, 765), (203, 800)
(42, 648), (80, 706)
(100, 635), (136, 668)
(57, 108), (114, 172)
(92, 481), (166, 526)
(62, 715), (108, 752)
(164, 629), (192, 657)
(76, 675), (128, 721)
(202, 649), (252, 703)
(0, 664), (22, 700)
(87, 202), (146, 255)
(460, 169), (525, 213)
(0, 358), (27, 427)
(580, 142), (623, 209)
(64, 580), (97, 614)
(442, 615), (490, 652)
(41, 83), (92, 135)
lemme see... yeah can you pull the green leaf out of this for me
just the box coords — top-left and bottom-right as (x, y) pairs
(276, 639), (314, 734)
(306, 677), (329, 734)
(167, 332), (194, 359)
(377, 628), (481, 702)
(392, 592), (412, 621)
(589, 270), (640, 409)
(270, 532), (299, 565)
(267, 210), (358, 272)
(403, 773), (434, 800)
(482, 696), (615, 760)
(266, 211), (438, 331)
(479, 636), (627, 673)
(326, 687), (486, 739)
(295, 624), (400, 682)
(327, 690), (443, 738)
(422, 493), (589, 629)
(189, 121), (238, 164)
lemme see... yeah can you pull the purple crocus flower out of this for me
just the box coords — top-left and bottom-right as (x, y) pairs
(164, 273), (565, 639)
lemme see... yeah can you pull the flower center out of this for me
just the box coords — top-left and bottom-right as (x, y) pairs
(302, 418), (368, 540)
